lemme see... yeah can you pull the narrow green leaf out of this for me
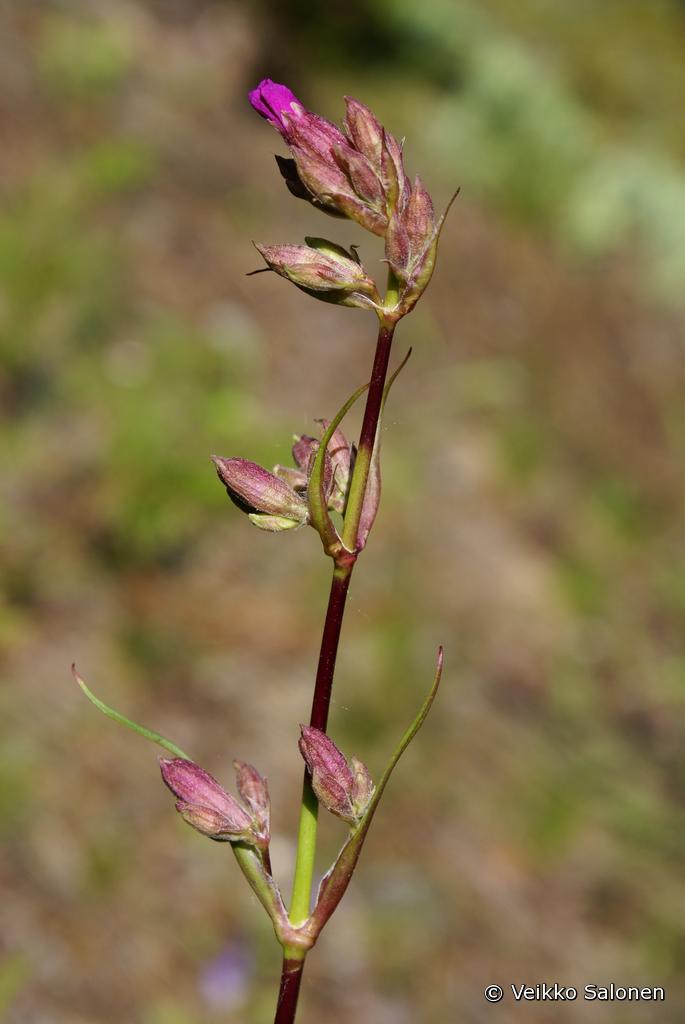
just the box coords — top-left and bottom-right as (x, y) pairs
(361, 642), (442, 815)
(72, 665), (190, 760)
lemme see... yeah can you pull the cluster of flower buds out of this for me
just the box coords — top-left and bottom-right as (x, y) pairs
(299, 726), (375, 825)
(212, 419), (355, 532)
(160, 757), (270, 849)
(249, 79), (451, 318)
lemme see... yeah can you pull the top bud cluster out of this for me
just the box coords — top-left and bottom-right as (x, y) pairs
(249, 79), (450, 319)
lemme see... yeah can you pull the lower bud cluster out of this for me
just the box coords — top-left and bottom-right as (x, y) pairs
(212, 417), (356, 533)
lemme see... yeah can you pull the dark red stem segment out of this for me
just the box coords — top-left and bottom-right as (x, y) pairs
(356, 322), (395, 460)
(273, 957), (305, 1024)
(309, 566), (352, 732)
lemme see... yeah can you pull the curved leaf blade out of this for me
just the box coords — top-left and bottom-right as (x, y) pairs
(72, 665), (190, 760)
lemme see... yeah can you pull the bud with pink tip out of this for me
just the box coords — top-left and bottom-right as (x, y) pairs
(298, 726), (374, 825)
(212, 456), (309, 531)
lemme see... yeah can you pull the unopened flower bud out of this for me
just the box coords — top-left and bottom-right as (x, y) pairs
(234, 760), (270, 844)
(253, 239), (381, 311)
(385, 215), (411, 281)
(385, 179), (456, 316)
(160, 758), (254, 841)
(292, 147), (387, 235)
(356, 437), (380, 551)
(349, 755), (375, 816)
(380, 129), (410, 217)
(343, 97), (384, 173)
(299, 726), (374, 825)
(212, 456), (308, 528)
(290, 430), (336, 505)
(285, 145), (354, 210)
(255, 240), (376, 294)
(292, 433), (319, 471)
(275, 154), (320, 204)
(332, 144), (385, 211)
(315, 420), (354, 513)
(385, 175), (436, 284)
(404, 177), (435, 257)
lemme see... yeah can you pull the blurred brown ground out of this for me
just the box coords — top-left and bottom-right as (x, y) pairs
(2, 2), (685, 1022)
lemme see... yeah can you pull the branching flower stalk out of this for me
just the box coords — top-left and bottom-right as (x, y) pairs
(75, 79), (454, 1024)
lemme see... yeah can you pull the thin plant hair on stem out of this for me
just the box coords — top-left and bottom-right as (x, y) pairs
(75, 78), (455, 1024)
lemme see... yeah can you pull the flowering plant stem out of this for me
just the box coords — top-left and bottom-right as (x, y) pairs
(281, 309), (397, 1020)
(74, 82), (452, 1024)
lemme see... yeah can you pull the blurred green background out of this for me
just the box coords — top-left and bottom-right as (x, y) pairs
(3, 1), (685, 1022)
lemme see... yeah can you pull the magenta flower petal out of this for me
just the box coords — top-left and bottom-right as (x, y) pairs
(248, 79), (303, 133)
